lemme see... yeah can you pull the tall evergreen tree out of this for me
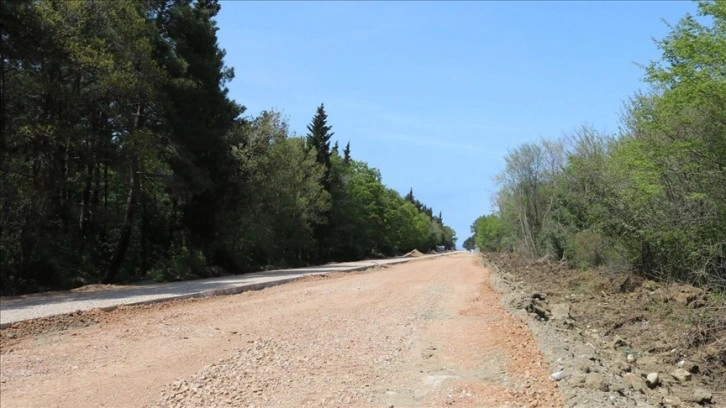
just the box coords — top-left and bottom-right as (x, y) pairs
(158, 0), (242, 264)
(405, 188), (415, 203)
(343, 141), (351, 164)
(306, 103), (334, 187)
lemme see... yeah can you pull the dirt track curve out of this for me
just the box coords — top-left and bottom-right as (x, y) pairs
(0, 253), (561, 407)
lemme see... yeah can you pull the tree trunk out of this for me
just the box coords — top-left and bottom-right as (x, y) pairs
(79, 111), (98, 248)
(0, 49), (6, 151)
(103, 154), (139, 284)
(139, 170), (149, 277)
(92, 131), (102, 209)
(103, 138), (109, 210)
(103, 103), (144, 283)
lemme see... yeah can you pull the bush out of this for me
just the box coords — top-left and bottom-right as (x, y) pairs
(149, 244), (208, 282)
(566, 230), (609, 269)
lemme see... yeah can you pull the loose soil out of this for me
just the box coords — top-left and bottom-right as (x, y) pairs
(0, 253), (560, 408)
(403, 249), (426, 258)
(485, 253), (725, 408)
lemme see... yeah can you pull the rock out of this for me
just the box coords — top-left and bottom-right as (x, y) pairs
(671, 368), (692, 382)
(612, 358), (630, 373)
(689, 388), (713, 404)
(526, 301), (550, 321)
(676, 360), (700, 374)
(550, 303), (571, 320)
(611, 335), (629, 350)
(646, 372), (660, 388)
(626, 353), (637, 364)
(623, 373), (646, 392)
(662, 395), (682, 407)
(584, 372), (608, 391)
(550, 370), (565, 381)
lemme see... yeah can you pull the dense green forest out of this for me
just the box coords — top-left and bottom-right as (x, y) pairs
(0, 0), (455, 295)
(466, 1), (725, 289)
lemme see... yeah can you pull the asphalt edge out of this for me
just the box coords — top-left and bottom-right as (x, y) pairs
(0, 255), (451, 329)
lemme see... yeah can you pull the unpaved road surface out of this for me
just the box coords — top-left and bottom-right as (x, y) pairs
(0, 257), (420, 327)
(0, 253), (561, 407)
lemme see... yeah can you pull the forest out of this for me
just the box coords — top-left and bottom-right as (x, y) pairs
(0, 0), (455, 295)
(465, 0), (725, 289)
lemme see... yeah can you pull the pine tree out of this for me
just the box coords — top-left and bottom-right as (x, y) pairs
(405, 188), (415, 203)
(160, 0), (242, 260)
(343, 141), (351, 164)
(306, 103), (334, 187)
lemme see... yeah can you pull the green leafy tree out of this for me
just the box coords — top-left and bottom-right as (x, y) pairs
(611, 0), (726, 282)
(462, 236), (476, 251)
(0, 0), (460, 294)
(472, 214), (504, 252)
(231, 111), (330, 267)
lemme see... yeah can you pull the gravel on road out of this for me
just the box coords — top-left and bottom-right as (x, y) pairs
(0, 253), (561, 407)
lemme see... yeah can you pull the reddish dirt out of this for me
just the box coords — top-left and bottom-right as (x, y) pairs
(0, 253), (560, 408)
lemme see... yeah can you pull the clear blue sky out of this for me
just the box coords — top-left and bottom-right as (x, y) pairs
(215, 1), (698, 246)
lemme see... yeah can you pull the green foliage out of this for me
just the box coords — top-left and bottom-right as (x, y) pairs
(493, 139), (565, 257)
(564, 230), (609, 269)
(0, 0), (459, 294)
(470, 1), (726, 288)
(229, 111), (331, 267)
(321, 159), (453, 260)
(471, 214), (504, 252)
(306, 103), (334, 187)
(462, 236), (476, 251)
(149, 243), (208, 282)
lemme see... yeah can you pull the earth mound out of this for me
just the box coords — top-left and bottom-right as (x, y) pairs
(403, 249), (425, 258)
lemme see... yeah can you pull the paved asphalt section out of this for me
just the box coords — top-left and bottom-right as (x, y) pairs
(0, 255), (440, 327)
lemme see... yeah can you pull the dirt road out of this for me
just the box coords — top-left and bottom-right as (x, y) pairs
(0, 253), (561, 407)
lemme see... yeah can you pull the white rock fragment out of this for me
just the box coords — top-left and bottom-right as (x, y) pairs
(646, 372), (659, 388)
(550, 370), (565, 381)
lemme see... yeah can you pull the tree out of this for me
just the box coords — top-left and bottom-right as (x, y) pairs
(158, 0), (242, 266)
(343, 141), (351, 164)
(495, 140), (565, 257)
(306, 103), (334, 188)
(230, 111), (330, 267)
(472, 214), (504, 252)
(613, 0), (726, 282)
(0, 0), (171, 289)
(0, 0), (459, 293)
(405, 188), (415, 203)
(474, 1), (726, 285)
(462, 236), (476, 251)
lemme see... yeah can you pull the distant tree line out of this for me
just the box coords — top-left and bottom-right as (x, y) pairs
(468, 1), (725, 288)
(0, 0), (455, 294)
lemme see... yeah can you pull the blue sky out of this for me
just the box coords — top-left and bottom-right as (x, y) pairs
(215, 1), (698, 246)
